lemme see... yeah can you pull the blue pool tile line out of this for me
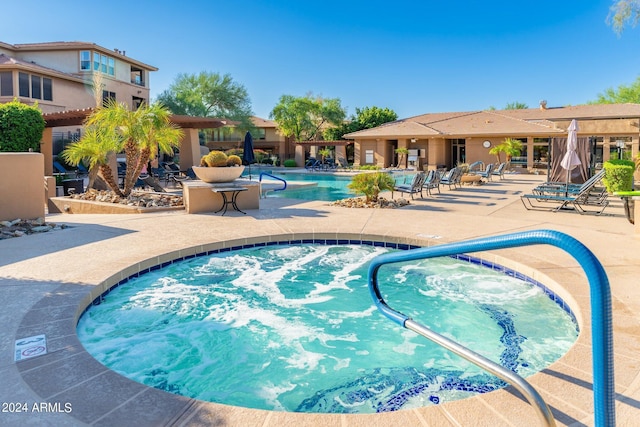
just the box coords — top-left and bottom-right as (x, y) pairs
(82, 239), (577, 330)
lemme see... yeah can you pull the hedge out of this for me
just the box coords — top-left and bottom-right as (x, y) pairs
(0, 100), (45, 152)
(602, 159), (635, 193)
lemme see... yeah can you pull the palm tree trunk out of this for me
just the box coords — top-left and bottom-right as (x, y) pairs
(99, 164), (124, 197)
(122, 139), (139, 196)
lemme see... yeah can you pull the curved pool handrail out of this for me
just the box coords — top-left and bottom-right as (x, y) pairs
(368, 229), (614, 427)
(259, 172), (287, 197)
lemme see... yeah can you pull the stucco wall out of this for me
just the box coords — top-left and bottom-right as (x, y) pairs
(0, 153), (45, 221)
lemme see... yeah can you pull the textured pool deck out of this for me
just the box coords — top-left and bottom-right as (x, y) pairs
(1, 173), (639, 426)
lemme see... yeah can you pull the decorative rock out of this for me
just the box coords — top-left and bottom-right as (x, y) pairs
(0, 217), (61, 240)
(68, 189), (183, 208)
(330, 196), (410, 209)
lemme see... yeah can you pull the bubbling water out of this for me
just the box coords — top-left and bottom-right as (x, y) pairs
(77, 244), (578, 413)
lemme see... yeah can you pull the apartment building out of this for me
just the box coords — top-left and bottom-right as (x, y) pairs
(0, 41), (156, 114)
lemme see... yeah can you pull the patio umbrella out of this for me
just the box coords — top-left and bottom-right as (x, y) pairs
(242, 131), (255, 179)
(560, 119), (581, 193)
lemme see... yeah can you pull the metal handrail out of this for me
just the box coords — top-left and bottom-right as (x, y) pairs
(259, 172), (287, 198)
(368, 230), (614, 427)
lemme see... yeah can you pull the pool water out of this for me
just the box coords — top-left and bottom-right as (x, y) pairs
(77, 244), (578, 414)
(253, 170), (414, 201)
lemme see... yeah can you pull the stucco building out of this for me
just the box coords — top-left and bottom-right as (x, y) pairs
(0, 41), (154, 113)
(344, 103), (640, 175)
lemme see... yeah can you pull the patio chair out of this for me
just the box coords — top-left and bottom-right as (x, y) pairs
(337, 157), (352, 171)
(392, 172), (426, 199)
(492, 162), (507, 180)
(467, 161), (484, 173)
(305, 158), (321, 170)
(470, 163), (495, 181)
(440, 167), (462, 190)
(533, 169), (605, 196)
(53, 160), (77, 177)
(520, 172), (609, 215)
(422, 169), (441, 196)
(161, 162), (190, 184)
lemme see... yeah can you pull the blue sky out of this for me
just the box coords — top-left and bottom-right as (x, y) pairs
(3, 0), (640, 119)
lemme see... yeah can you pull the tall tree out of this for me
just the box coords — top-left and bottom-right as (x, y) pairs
(156, 71), (254, 132)
(590, 75), (640, 103)
(504, 101), (528, 110)
(323, 106), (398, 140)
(608, 0), (640, 34)
(270, 94), (346, 141)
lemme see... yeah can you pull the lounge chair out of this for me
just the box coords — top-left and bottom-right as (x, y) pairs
(139, 175), (166, 192)
(53, 160), (77, 177)
(492, 162), (507, 180)
(533, 169), (605, 196)
(440, 167), (462, 190)
(467, 161), (484, 173)
(422, 170), (441, 196)
(470, 163), (495, 181)
(392, 172), (426, 199)
(337, 157), (352, 171)
(305, 158), (321, 170)
(520, 171), (609, 214)
(161, 162), (190, 184)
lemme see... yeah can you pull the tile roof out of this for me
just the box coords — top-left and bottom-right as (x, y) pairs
(2, 40), (157, 71)
(496, 103), (640, 120)
(344, 104), (640, 139)
(0, 53), (83, 82)
(41, 109), (231, 129)
(251, 116), (277, 128)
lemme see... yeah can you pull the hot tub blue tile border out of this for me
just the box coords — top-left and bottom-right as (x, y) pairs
(80, 239), (578, 329)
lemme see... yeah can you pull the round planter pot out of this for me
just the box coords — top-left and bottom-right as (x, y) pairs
(460, 174), (482, 184)
(192, 166), (245, 183)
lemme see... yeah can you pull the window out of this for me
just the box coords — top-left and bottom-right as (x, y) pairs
(16, 73), (53, 101)
(43, 78), (52, 101)
(18, 72), (29, 97)
(93, 52), (100, 71)
(132, 96), (145, 109)
(91, 51), (115, 76)
(80, 51), (91, 70)
(102, 90), (116, 106)
(0, 71), (13, 96)
(31, 75), (41, 99)
(130, 66), (144, 86)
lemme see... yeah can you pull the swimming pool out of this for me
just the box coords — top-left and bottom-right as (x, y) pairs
(77, 243), (578, 414)
(251, 170), (414, 201)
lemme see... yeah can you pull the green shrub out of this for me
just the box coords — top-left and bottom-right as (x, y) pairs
(283, 159), (297, 167)
(357, 165), (380, 170)
(347, 172), (395, 202)
(0, 100), (46, 152)
(603, 159), (635, 193)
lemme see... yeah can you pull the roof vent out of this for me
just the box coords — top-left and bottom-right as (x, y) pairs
(539, 100), (548, 110)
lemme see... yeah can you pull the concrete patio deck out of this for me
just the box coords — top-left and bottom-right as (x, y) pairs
(1, 174), (639, 426)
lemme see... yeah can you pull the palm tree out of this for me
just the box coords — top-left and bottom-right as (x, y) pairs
(395, 147), (409, 168)
(489, 138), (523, 169)
(63, 100), (183, 196)
(121, 102), (183, 195)
(62, 126), (121, 194)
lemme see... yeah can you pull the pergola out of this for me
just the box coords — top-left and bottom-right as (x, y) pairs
(41, 109), (230, 175)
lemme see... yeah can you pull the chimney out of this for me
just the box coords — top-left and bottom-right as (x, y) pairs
(539, 100), (548, 110)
